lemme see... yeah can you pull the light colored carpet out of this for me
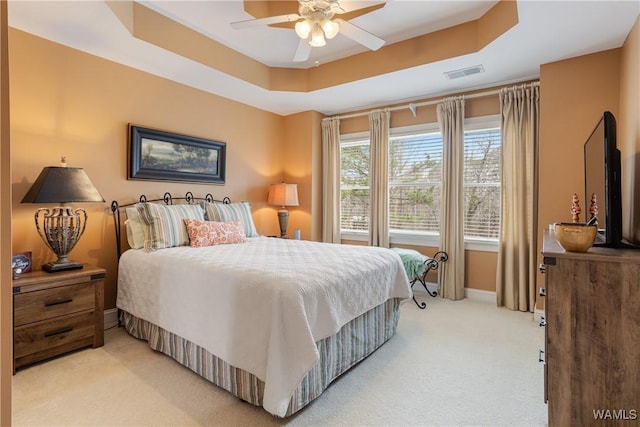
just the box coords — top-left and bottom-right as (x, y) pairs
(12, 296), (548, 427)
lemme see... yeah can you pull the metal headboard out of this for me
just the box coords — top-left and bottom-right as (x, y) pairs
(110, 191), (230, 260)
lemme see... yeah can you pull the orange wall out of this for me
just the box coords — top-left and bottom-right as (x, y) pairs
(535, 18), (640, 308)
(539, 49), (621, 228)
(9, 29), (285, 309)
(537, 48), (624, 307)
(282, 111), (323, 241)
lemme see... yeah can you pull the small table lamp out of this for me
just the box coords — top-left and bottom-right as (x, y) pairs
(267, 182), (299, 238)
(21, 160), (104, 272)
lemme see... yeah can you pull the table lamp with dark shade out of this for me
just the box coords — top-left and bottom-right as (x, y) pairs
(21, 161), (104, 272)
(267, 182), (299, 238)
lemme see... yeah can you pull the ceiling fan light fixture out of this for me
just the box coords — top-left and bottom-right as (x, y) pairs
(322, 19), (339, 39)
(329, 1), (342, 14)
(295, 20), (311, 39)
(309, 24), (326, 47)
(231, 0), (385, 61)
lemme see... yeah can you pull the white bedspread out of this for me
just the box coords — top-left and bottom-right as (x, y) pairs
(117, 237), (411, 417)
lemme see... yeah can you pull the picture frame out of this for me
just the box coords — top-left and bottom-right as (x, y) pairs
(12, 251), (32, 274)
(128, 124), (226, 184)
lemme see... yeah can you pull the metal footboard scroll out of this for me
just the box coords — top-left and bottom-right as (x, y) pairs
(411, 251), (448, 309)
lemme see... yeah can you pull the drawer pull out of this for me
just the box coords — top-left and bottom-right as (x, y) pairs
(538, 349), (545, 363)
(44, 327), (73, 338)
(539, 316), (547, 327)
(44, 298), (73, 307)
(539, 287), (546, 297)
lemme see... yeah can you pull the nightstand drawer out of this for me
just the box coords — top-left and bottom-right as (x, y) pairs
(14, 309), (95, 360)
(14, 282), (95, 326)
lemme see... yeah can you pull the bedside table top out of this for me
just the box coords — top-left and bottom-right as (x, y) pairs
(12, 264), (106, 290)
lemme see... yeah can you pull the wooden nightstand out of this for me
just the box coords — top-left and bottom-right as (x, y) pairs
(12, 264), (105, 373)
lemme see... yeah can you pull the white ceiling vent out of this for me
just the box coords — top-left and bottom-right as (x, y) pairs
(444, 65), (485, 80)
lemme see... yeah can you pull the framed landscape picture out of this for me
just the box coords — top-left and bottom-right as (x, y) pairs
(128, 125), (226, 184)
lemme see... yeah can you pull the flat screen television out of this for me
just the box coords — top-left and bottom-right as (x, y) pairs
(584, 111), (623, 247)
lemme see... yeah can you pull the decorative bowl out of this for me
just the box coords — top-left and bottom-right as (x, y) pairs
(553, 222), (597, 252)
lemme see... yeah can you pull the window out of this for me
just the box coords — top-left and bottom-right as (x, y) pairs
(340, 140), (370, 231)
(463, 127), (501, 239)
(339, 116), (501, 249)
(388, 132), (442, 234)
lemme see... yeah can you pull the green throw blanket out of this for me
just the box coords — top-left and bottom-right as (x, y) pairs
(391, 247), (426, 279)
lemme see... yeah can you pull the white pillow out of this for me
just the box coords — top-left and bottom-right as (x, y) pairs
(125, 207), (145, 249)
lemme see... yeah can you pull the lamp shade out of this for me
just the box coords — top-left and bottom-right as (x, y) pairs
(21, 166), (104, 204)
(322, 19), (339, 39)
(309, 25), (326, 47)
(295, 20), (311, 39)
(267, 183), (299, 207)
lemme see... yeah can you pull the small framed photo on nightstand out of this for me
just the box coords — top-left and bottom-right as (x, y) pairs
(12, 251), (32, 274)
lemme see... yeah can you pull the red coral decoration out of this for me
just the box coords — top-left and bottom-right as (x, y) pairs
(589, 193), (598, 223)
(571, 193), (581, 223)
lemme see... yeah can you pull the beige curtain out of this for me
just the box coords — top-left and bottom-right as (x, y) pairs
(321, 117), (341, 243)
(369, 109), (390, 247)
(496, 83), (539, 312)
(437, 97), (465, 300)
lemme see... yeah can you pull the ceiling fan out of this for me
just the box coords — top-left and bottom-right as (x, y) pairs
(230, 0), (386, 62)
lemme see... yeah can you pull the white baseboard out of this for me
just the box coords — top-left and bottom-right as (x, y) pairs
(411, 281), (439, 296)
(104, 308), (118, 330)
(463, 290), (544, 324)
(463, 289), (545, 323)
(464, 287), (496, 304)
(413, 283), (496, 305)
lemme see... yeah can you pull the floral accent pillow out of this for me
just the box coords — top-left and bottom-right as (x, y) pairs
(184, 219), (247, 247)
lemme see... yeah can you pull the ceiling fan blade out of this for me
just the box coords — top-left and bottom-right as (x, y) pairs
(272, 2), (386, 30)
(293, 38), (312, 62)
(337, 2), (386, 19)
(334, 18), (385, 51)
(230, 13), (300, 30)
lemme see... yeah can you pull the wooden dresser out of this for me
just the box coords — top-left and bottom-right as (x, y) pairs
(541, 231), (639, 426)
(12, 265), (105, 373)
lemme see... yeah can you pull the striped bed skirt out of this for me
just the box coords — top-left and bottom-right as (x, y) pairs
(120, 297), (402, 417)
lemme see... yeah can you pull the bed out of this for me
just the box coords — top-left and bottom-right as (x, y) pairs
(111, 193), (412, 417)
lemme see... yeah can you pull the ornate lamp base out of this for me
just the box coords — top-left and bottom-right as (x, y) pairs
(277, 209), (289, 238)
(35, 205), (88, 273)
(42, 260), (84, 272)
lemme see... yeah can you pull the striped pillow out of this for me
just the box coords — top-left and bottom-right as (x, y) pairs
(202, 201), (259, 237)
(136, 203), (205, 251)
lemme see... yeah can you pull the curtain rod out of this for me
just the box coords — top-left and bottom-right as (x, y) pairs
(323, 81), (540, 122)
